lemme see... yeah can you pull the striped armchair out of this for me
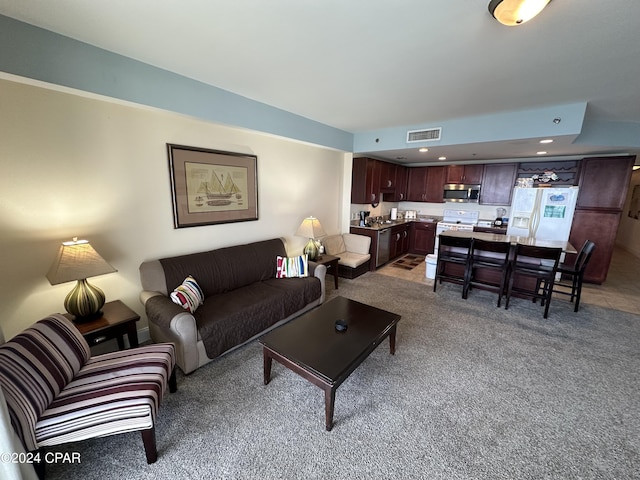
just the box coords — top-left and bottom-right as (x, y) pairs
(0, 314), (176, 475)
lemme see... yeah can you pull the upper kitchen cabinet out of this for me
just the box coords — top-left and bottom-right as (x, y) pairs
(425, 166), (446, 203)
(406, 166), (445, 203)
(446, 164), (484, 184)
(479, 163), (518, 205)
(576, 156), (635, 210)
(388, 165), (408, 201)
(351, 157), (381, 205)
(406, 167), (429, 202)
(379, 162), (397, 192)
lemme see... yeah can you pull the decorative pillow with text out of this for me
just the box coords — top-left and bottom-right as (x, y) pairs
(276, 255), (309, 278)
(170, 275), (204, 313)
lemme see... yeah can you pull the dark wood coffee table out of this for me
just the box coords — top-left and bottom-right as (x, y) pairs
(259, 296), (401, 431)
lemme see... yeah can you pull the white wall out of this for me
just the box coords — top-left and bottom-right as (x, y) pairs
(0, 78), (349, 339)
(616, 168), (640, 257)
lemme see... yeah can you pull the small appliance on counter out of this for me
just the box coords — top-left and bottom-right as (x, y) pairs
(390, 207), (398, 220)
(404, 210), (417, 220)
(358, 211), (370, 227)
(494, 208), (507, 226)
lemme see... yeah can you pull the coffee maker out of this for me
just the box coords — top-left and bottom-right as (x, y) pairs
(359, 211), (370, 226)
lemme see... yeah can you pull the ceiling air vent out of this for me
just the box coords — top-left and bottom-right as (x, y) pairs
(406, 127), (442, 143)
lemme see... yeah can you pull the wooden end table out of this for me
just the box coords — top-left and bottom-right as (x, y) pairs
(66, 300), (140, 351)
(314, 254), (340, 289)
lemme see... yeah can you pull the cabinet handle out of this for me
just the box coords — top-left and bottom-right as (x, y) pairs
(387, 180), (392, 188)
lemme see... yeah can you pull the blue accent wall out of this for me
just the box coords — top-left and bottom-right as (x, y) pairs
(0, 15), (353, 152)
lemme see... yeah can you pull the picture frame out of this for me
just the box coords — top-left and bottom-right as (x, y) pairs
(167, 144), (258, 228)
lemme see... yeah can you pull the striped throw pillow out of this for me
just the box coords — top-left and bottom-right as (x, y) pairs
(276, 255), (309, 278)
(170, 275), (204, 313)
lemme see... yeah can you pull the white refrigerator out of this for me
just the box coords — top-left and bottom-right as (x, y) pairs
(507, 186), (579, 241)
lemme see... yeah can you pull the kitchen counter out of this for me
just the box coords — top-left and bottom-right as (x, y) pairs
(350, 217), (441, 231)
(440, 230), (577, 254)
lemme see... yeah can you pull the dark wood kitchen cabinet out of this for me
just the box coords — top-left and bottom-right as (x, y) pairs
(568, 155), (635, 283)
(379, 162), (397, 192)
(406, 166), (449, 203)
(569, 210), (622, 284)
(409, 222), (436, 255)
(406, 167), (429, 201)
(479, 163), (518, 205)
(446, 164), (484, 184)
(425, 166), (446, 203)
(390, 223), (410, 259)
(388, 165), (408, 201)
(351, 157), (381, 205)
(575, 156), (634, 210)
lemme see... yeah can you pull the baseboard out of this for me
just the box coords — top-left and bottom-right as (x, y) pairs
(138, 326), (151, 345)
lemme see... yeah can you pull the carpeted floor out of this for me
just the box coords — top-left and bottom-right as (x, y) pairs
(47, 273), (640, 480)
(389, 253), (425, 270)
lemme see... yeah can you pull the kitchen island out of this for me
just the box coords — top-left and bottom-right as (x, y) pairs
(437, 231), (576, 303)
(440, 230), (577, 254)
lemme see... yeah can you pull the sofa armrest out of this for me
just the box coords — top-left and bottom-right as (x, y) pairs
(343, 233), (371, 255)
(308, 263), (327, 303)
(140, 292), (200, 373)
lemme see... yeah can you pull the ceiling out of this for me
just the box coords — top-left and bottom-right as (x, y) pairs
(1, 0), (640, 165)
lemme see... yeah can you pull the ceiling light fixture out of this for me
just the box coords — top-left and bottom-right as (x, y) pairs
(419, 148), (429, 153)
(438, 156), (447, 161)
(488, 0), (552, 26)
(539, 139), (553, 144)
(536, 151), (547, 155)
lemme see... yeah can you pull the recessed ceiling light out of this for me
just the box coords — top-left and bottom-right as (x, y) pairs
(536, 151), (547, 155)
(419, 148), (429, 153)
(438, 156), (447, 160)
(539, 139), (553, 144)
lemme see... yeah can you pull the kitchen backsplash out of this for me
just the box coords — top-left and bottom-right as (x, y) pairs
(350, 201), (511, 222)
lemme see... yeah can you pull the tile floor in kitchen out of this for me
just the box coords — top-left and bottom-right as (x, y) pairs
(377, 246), (640, 316)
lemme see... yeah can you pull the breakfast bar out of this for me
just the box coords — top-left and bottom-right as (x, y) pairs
(440, 230), (577, 254)
(436, 231), (576, 313)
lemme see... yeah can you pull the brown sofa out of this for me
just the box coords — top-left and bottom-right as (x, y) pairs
(139, 238), (326, 374)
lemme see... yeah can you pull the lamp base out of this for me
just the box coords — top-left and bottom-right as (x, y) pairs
(303, 238), (319, 261)
(64, 279), (106, 323)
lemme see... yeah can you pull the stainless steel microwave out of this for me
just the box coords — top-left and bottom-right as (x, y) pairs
(443, 184), (481, 203)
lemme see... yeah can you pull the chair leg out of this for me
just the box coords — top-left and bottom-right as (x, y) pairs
(169, 367), (177, 393)
(543, 280), (555, 319)
(141, 427), (158, 464)
(573, 273), (584, 312)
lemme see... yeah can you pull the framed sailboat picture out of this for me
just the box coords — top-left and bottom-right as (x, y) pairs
(167, 144), (258, 228)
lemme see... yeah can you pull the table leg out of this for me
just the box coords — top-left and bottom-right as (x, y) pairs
(263, 349), (273, 385)
(389, 325), (397, 355)
(324, 387), (336, 431)
(116, 336), (125, 350)
(127, 323), (139, 348)
(333, 261), (339, 289)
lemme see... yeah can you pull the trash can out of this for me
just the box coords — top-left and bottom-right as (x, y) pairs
(425, 254), (437, 279)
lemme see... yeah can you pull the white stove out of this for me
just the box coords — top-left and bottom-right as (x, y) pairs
(435, 209), (479, 252)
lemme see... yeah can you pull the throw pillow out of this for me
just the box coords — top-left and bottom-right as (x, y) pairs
(276, 255), (309, 278)
(170, 275), (204, 313)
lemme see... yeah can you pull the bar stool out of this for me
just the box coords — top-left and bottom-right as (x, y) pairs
(552, 240), (596, 312)
(467, 238), (511, 307)
(433, 235), (473, 298)
(505, 244), (562, 319)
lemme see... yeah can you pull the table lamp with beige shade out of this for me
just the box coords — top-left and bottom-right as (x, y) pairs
(295, 216), (326, 261)
(46, 238), (117, 323)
